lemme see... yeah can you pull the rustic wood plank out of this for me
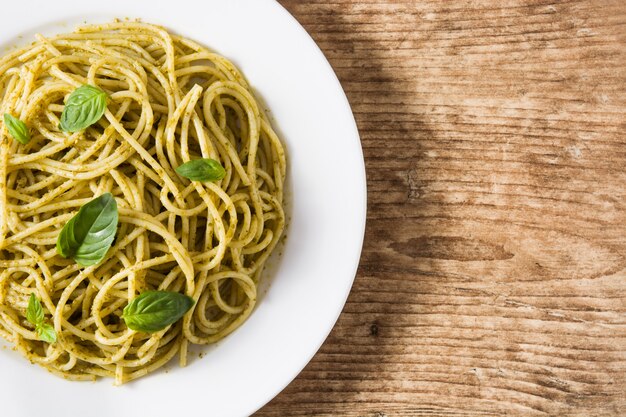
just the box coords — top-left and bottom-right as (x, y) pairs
(258, 1), (626, 416)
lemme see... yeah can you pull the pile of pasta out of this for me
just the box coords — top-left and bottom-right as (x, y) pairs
(0, 21), (286, 384)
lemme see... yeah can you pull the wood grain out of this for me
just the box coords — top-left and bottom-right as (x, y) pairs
(258, 1), (626, 416)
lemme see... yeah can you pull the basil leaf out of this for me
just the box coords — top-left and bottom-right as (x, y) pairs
(122, 291), (195, 333)
(4, 113), (30, 144)
(59, 84), (108, 132)
(36, 323), (57, 344)
(26, 294), (57, 343)
(56, 193), (118, 267)
(26, 293), (44, 326)
(175, 158), (226, 182)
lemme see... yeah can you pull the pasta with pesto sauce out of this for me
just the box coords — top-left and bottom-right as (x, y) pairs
(0, 21), (286, 384)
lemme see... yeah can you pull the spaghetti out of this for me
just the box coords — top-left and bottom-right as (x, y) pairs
(0, 21), (286, 384)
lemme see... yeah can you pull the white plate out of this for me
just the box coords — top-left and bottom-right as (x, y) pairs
(0, 1), (366, 416)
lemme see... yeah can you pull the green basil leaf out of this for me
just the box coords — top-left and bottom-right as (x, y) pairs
(175, 158), (226, 182)
(26, 294), (56, 344)
(56, 193), (118, 267)
(26, 293), (44, 326)
(59, 84), (108, 132)
(4, 113), (30, 144)
(122, 291), (195, 333)
(36, 323), (57, 344)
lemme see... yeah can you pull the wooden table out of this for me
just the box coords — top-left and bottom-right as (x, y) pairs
(258, 1), (626, 416)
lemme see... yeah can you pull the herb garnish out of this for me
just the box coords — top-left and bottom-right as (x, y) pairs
(59, 84), (108, 132)
(121, 291), (195, 333)
(175, 158), (226, 182)
(26, 294), (57, 344)
(56, 193), (118, 266)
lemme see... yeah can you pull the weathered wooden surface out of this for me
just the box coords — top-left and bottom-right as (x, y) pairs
(258, 1), (626, 416)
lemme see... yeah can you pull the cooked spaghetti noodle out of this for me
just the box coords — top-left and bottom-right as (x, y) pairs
(0, 21), (286, 383)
